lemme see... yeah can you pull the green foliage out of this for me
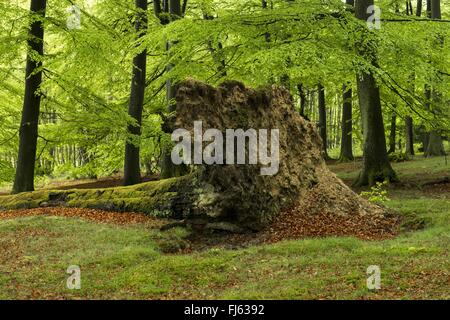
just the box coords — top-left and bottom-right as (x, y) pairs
(388, 152), (409, 163)
(0, 160), (14, 183)
(360, 181), (390, 204)
(0, 0), (449, 185)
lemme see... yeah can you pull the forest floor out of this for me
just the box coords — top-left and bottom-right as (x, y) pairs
(0, 155), (448, 299)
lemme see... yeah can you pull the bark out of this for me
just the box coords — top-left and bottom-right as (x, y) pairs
(318, 84), (329, 160)
(182, 0), (188, 16)
(426, 0), (431, 18)
(297, 84), (307, 119)
(124, 0), (148, 186)
(430, 0), (441, 19)
(339, 84), (354, 162)
(416, 0), (422, 16)
(405, 116), (415, 155)
(169, 0), (181, 17)
(388, 113), (396, 154)
(154, 0), (162, 15)
(425, 131), (445, 156)
(425, 0), (445, 157)
(408, 1), (413, 15)
(354, 0), (397, 186)
(13, 0), (47, 194)
(160, 0), (188, 178)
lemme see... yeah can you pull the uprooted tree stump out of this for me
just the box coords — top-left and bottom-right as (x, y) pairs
(0, 79), (391, 232)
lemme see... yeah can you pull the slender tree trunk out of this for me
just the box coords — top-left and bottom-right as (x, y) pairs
(124, 0), (148, 186)
(317, 84), (330, 160)
(182, 0), (188, 16)
(388, 113), (396, 154)
(354, 0), (397, 186)
(403, 7), (415, 157)
(338, 0), (355, 162)
(297, 84), (307, 119)
(13, 0), (47, 194)
(416, 0), (422, 16)
(339, 84), (354, 161)
(262, 0), (271, 42)
(154, 0), (162, 14)
(160, 0), (188, 178)
(425, 0), (445, 157)
(405, 116), (415, 155)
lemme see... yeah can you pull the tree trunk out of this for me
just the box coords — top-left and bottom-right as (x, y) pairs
(339, 84), (354, 162)
(154, 0), (162, 15)
(13, 0), (47, 194)
(425, 132), (445, 156)
(124, 0), (148, 186)
(425, 0), (445, 157)
(297, 84), (307, 119)
(160, 0), (188, 178)
(405, 116), (415, 155)
(430, 0), (441, 18)
(416, 0), (422, 16)
(354, 0), (397, 186)
(318, 83), (330, 160)
(388, 113), (396, 154)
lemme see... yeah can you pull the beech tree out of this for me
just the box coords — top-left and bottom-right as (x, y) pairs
(425, 0), (446, 157)
(13, 0), (47, 193)
(354, 0), (397, 186)
(339, 84), (354, 162)
(124, 0), (148, 186)
(318, 83), (330, 159)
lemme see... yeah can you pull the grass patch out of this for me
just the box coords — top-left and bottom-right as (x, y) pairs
(0, 156), (448, 299)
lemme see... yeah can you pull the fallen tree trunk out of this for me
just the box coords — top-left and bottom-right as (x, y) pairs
(0, 80), (390, 231)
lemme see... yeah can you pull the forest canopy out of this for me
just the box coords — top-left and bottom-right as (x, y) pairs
(0, 0), (449, 188)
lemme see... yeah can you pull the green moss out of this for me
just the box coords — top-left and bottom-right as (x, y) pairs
(0, 176), (194, 218)
(0, 190), (51, 210)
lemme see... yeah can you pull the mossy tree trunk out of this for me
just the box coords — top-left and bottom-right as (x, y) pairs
(354, 0), (397, 186)
(13, 0), (47, 194)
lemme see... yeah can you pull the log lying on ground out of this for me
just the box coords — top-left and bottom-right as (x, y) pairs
(0, 80), (390, 231)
